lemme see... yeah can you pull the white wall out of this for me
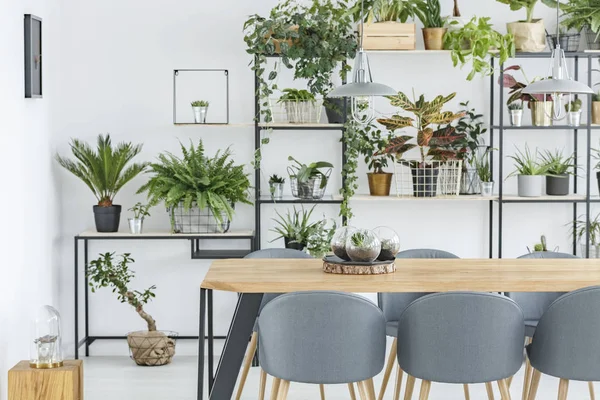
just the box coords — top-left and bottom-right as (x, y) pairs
(0, 1), (61, 399)
(50, 0), (600, 359)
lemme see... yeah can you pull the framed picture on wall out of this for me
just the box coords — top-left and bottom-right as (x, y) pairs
(24, 14), (42, 98)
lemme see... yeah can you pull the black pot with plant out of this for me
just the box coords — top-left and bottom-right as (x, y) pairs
(540, 149), (577, 196)
(324, 97), (349, 124)
(56, 134), (148, 232)
(271, 205), (320, 251)
(287, 156), (333, 199)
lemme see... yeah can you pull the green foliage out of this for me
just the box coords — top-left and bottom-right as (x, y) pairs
(191, 100), (209, 107)
(88, 252), (157, 331)
(571, 214), (600, 245)
(351, 0), (426, 23)
(540, 149), (577, 175)
(339, 121), (361, 222)
(443, 101), (487, 166)
(278, 88), (316, 102)
(351, 122), (397, 173)
(56, 134), (148, 207)
(496, 0), (541, 22)
(475, 148), (494, 182)
(444, 17), (515, 81)
(508, 101), (524, 110)
(543, 0), (600, 38)
(508, 145), (550, 176)
(590, 140), (600, 169)
(533, 234), (547, 252)
(350, 231), (367, 247)
(129, 202), (151, 219)
(593, 90), (600, 102)
(137, 140), (251, 229)
(287, 156), (333, 188)
(306, 219), (337, 257)
(414, 0), (443, 28)
(269, 174), (286, 184)
(270, 205), (319, 245)
(501, 65), (550, 105)
(565, 98), (582, 112)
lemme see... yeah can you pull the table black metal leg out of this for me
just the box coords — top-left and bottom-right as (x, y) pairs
(198, 288), (206, 400)
(84, 239), (89, 356)
(208, 289), (214, 393)
(208, 293), (263, 400)
(74, 237), (79, 360)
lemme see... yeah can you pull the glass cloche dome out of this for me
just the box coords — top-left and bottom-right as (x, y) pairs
(30, 305), (63, 368)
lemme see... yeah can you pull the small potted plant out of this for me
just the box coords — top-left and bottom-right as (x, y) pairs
(501, 65), (553, 126)
(191, 100), (209, 123)
(414, 0), (446, 50)
(270, 205), (319, 250)
(540, 149), (576, 196)
(287, 156), (333, 199)
(508, 145), (549, 197)
(345, 229), (381, 262)
(355, 123), (396, 196)
(306, 218), (337, 258)
(508, 101), (524, 126)
(475, 148), (495, 196)
(128, 202), (151, 234)
(496, 0), (549, 52)
(593, 90), (600, 124)
(268, 174), (285, 200)
(572, 214), (600, 258)
(275, 89), (321, 124)
(56, 134), (148, 232)
(528, 234), (554, 253)
(88, 252), (176, 366)
(565, 98), (582, 126)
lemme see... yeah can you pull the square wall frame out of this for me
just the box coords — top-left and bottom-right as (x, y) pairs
(173, 69), (230, 125)
(24, 14), (42, 98)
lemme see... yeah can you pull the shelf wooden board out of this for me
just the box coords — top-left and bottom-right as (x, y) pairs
(348, 194), (497, 201)
(366, 50), (450, 54)
(500, 194), (586, 202)
(77, 230), (255, 239)
(259, 195), (342, 204)
(258, 123), (344, 129)
(173, 123), (252, 127)
(492, 124), (600, 130)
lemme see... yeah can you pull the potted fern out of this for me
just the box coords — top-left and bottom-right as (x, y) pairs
(56, 134), (148, 232)
(138, 140), (251, 233)
(507, 145), (549, 197)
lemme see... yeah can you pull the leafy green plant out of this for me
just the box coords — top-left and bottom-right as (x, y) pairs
(444, 17), (515, 81)
(287, 156), (333, 188)
(540, 149), (577, 176)
(414, 0), (444, 28)
(496, 0), (541, 23)
(475, 148), (495, 182)
(543, 0), (600, 40)
(508, 101), (524, 110)
(507, 145), (550, 176)
(339, 121), (361, 221)
(376, 91), (466, 166)
(350, 231), (367, 247)
(501, 65), (551, 105)
(191, 100), (209, 107)
(351, 0), (426, 23)
(307, 218), (337, 257)
(137, 140), (251, 228)
(565, 98), (582, 112)
(270, 205), (319, 245)
(278, 89), (316, 103)
(572, 214), (600, 245)
(129, 202), (151, 219)
(444, 101), (487, 166)
(56, 134), (148, 207)
(88, 252), (157, 331)
(269, 174), (285, 184)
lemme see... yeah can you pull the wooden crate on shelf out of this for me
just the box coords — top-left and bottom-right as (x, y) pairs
(359, 22), (416, 50)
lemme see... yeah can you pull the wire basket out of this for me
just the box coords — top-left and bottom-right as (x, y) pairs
(168, 203), (231, 233)
(269, 98), (323, 124)
(288, 167), (332, 199)
(546, 32), (581, 52)
(127, 330), (177, 366)
(393, 160), (463, 198)
(585, 26), (600, 50)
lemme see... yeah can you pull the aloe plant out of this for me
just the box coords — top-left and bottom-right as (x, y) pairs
(507, 145), (550, 176)
(270, 205), (320, 245)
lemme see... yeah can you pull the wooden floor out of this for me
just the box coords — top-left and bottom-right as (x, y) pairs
(84, 356), (596, 400)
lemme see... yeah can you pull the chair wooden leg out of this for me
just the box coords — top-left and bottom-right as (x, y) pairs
(393, 366), (404, 400)
(277, 380), (290, 400)
(507, 376), (514, 389)
(527, 370), (541, 400)
(235, 331), (258, 400)
(270, 377), (281, 400)
(348, 383), (357, 400)
(366, 378), (377, 400)
(498, 379), (512, 400)
(379, 339), (398, 400)
(463, 384), (471, 400)
(404, 375), (416, 400)
(319, 384), (326, 400)
(558, 379), (569, 400)
(521, 337), (533, 400)
(486, 382), (495, 400)
(258, 369), (267, 400)
(419, 380), (431, 400)
(358, 381), (369, 400)
(589, 382), (595, 400)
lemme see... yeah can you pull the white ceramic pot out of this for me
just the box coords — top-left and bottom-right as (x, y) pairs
(567, 111), (581, 127)
(481, 181), (494, 197)
(192, 106), (208, 123)
(518, 175), (544, 197)
(510, 110), (523, 126)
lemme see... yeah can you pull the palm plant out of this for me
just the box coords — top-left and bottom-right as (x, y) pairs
(56, 134), (147, 207)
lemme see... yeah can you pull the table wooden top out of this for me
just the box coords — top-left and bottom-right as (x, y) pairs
(201, 258), (600, 293)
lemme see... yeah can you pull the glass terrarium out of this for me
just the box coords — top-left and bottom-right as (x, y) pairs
(30, 305), (63, 369)
(346, 228), (382, 263)
(373, 226), (401, 261)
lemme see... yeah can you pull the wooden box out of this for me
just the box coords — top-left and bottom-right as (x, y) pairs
(8, 360), (83, 400)
(360, 22), (416, 50)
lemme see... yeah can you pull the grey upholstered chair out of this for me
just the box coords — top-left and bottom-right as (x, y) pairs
(236, 248), (313, 400)
(378, 249), (460, 400)
(397, 292), (525, 400)
(507, 251), (585, 400)
(525, 286), (600, 400)
(258, 291), (386, 400)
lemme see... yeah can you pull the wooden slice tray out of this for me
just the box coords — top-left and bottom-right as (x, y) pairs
(322, 256), (396, 275)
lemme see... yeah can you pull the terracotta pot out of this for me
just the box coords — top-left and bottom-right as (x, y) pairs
(367, 172), (392, 196)
(593, 102), (600, 125)
(422, 28), (447, 50)
(507, 19), (546, 52)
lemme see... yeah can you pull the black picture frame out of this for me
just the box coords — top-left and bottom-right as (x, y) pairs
(24, 14), (42, 98)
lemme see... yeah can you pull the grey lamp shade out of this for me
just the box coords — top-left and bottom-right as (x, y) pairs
(328, 82), (397, 98)
(523, 79), (594, 95)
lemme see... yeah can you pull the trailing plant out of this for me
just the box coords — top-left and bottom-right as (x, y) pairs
(572, 213), (600, 245)
(496, 0), (542, 23)
(351, 121), (396, 173)
(540, 149), (577, 175)
(414, 0), (444, 28)
(137, 140), (252, 228)
(565, 98), (582, 112)
(191, 100), (209, 107)
(306, 218), (337, 257)
(129, 202), (151, 219)
(278, 88), (316, 103)
(287, 156), (333, 188)
(339, 120), (361, 222)
(542, 0), (600, 40)
(507, 145), (550, 176)
(56, 134), (148, 207)
(444, 101), (487, 167)
(444, 17), (515, 81)
(501, 65), (551, 105)
(475, 148), (495, 182)
(376, 91), (466, 167)
(269, 174), (285, 184)
(351, 0), (426, 23)
(508, 101), (524, 110)
(270, 205), (320, 245)
(88, 252), (157, 331)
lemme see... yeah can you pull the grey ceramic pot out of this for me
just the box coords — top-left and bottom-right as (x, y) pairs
(546, 174), (569, 196)
(93, 205), (122, 232)
(517, 175), (543, 197)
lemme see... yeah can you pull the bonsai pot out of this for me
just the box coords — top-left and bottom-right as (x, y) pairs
(284, 238), (305, 251)
(367, 172), (393, 196)
(127, 330), (176, 366)
(517, 175), (543, 197)
(567, 111), (581, 127)
(93, 205), (121, 232)
(510, 110), (523, 126)
(324, 98), (348, 124)
(546, 174), (569, 196)
(192, 106), (208, 123)
(481, 181), (494, 197)
(507, 19), (546, 52)
(530, 102), (553, 126)
(411, 167), (439, 197)
(422, 27), (447, 50)
(128, 218), (144, 234)
(593, 102), (600, 125)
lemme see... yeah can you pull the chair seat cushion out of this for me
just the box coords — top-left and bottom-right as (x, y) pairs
(386, 321), (398, 337)
(525, 319), (538, 338)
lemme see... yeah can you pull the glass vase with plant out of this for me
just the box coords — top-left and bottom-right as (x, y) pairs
(414, 0), (446, 50)
(571, 214), (600, 258)
(345, 229), (381, 262)
(540, 149), (577, 196)
(475, 147), (495, 196)
(268, 174), (285, 200)
(507, 145), (550, 197)
(191, 100), (209, 124)
(287, 156), (334, 199)
(128, 202), (151, 234)
(270, 205), (320, 250)
(496, 0), (550, 52)
(376, 91), (466, 197)
(56, 134), (148, 233)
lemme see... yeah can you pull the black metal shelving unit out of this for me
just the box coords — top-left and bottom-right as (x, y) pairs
(491, 52), (600, 258)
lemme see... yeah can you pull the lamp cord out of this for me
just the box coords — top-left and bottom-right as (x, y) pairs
(359, 0), (364, 50)
(556, 0), (560, 43)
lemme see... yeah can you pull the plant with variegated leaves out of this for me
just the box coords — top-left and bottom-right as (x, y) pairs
(376, 92), (466, 167)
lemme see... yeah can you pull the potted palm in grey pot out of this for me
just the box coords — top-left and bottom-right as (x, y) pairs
(540, 149), (577, 196)
(508, 145), (549, 197)
(56, 134), (148, 232)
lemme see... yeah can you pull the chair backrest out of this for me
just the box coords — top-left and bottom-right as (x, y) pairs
(397, 292), (524, 384)
(258, 291), (386, 384)
(378, 249), (459, 324)
(528, 286), (600, 381)
(506, 252), (577, 322)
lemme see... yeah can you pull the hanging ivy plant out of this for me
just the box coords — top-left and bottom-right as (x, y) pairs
(340, 120), (361, 222)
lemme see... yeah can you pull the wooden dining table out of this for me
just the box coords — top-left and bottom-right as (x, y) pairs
(198, 257), (600, 400)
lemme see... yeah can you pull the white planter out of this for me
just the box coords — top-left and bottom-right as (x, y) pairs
(510, 110), (523, 126)
(481, 181), (494, 197)
(518, 175), (544, 197)
(567, 111), (581, 127)
(192, 106), (208, 123)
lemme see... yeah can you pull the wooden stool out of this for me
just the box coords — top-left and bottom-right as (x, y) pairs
(8, 360), (83, 400)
